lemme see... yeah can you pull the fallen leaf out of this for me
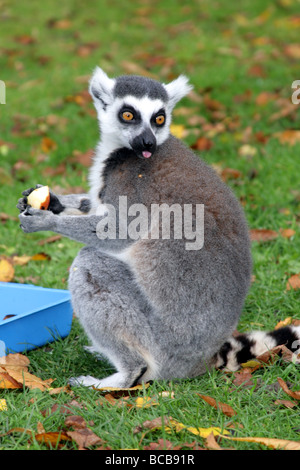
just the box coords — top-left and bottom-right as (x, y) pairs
(250, 228), (278, 242)
(0, 353), (53, 391)
(286, 274), (300, 291)
(31, 252), (51, 261)
(143, 438), (176, 450)
(221, 434), (300, 451)
(71, 149), (94, 167)
(198, 394), (236, 417)
(247, 64), (266, 78)
(256, 344), (294, 365)
(275, 130), (300, 146)
(277, 377), (300, 400)
(41, 136), (57, 153)
(38, 235), (62, 245)
(134, 396), (159, 408)
(238, 144), (257, 158)
(0, 213), (18, 223)
(12, 255), (32, 266)
(220, 168), (242, 181)
(34, 431), (72, 449)
(92, 382), (149, 397)
(0, 399), (8, 411)
(0, 257), (14, 282)
(65, 415), (104, 449)
(170, 124), (186, 139)
(232, 368), (254, 388)
(274, 399), (298, 409)
(133, 416), (173, 434)
(205, 431), (222, 450)
(191, 136), (214, 151)
(279, 228), (296, 239)
(284, 44), (300, 59)
(275, 317), (292, 329)
(47, 18), (72, 29)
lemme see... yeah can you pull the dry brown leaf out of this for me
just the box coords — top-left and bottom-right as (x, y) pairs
(279, 228), (296, 239)
(284, 44), (300, 59)
(191, 136), (214, 151)
(65, 415), (104, 449)
(0, 257), (14, 282)
(286, 274), (300, 291)
(41, 136), (57, 153)
(221, 168), (242, 182)
(143, 438), (176, 450)
(38, 235), (62, 246)
(274, 399), (298, 409)
(0, 353), (54, 391)
(198, 394), (236, 417)
(0, 212), (18, 223)
(34, 431), (72, 448)
(4, 367), (54, 391)
(256, 344), (294, 364)
(12, 255), (32, 266)
(232, 368), (254, 388)
(275, 130), (300, 146)
(133, 416), (174, 434)
(250, 228), (278, 242)
(0, 353), (30, 368)
(277, 377), (300, 401)
(0, 371), (22, 389)
(205, 431), (222, 450)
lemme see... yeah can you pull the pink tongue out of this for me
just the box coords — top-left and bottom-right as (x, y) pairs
(142, 151), (152, 158)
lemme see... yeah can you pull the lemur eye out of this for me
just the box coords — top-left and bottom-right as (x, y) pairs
(155, 115), (165, 126)
(122, 111), (134, 121)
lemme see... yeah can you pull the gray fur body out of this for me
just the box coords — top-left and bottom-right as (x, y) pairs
(19, 68), (299, 388)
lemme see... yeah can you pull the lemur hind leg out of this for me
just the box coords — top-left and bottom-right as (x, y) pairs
(68, 246), (158, 388)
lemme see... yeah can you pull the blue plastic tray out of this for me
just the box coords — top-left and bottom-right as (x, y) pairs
(0, 282), (73, 354)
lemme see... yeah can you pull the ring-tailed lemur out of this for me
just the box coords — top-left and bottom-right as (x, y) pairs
(18, 68), (300, 388)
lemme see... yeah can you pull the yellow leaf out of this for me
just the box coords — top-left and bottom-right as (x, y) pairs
(12, 255), (32, 266)
(221, 435), (300, 450)
(170, 124), (186, 139)
(0, 258), (14, 282)
(275, 317), (292, 329)
(241, 359), (261, 368)
(134, 396), (158, 408)
(93, 383), (149, 393)
(165, 419), (230, 438)
(0, 399), (7, 411)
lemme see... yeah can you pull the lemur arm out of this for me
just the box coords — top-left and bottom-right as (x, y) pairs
(17, 185), (91, 216)
(18, 205), (130, 252)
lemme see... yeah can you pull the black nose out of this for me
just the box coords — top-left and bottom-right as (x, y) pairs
(142, 137), (155, 150)
(131, 128), (157, 157)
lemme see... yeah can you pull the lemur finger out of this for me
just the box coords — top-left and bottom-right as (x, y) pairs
(16, 197), (28, 212)
(21, 187), (35, 197)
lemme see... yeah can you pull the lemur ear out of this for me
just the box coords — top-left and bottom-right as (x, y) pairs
(89, 67), (115, 111)
(163, 75), (193, 110)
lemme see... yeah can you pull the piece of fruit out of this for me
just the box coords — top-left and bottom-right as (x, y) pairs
(27, 186), (50, 210)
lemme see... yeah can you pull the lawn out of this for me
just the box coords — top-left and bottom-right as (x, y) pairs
(0, 0), (300, 450)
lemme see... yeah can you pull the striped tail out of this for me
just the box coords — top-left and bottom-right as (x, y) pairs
(214, 325), (300, 371)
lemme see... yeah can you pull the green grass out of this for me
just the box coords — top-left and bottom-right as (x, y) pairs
(0, 0), (300, 450)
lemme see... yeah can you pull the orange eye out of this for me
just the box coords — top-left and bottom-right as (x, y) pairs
(122, 111), (134, 121)
(156, 115), (165, 125)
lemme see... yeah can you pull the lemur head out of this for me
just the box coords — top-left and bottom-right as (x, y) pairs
(89, 67), (192, 159)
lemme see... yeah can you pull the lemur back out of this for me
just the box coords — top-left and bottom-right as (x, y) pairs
(18, 68), (300, 388)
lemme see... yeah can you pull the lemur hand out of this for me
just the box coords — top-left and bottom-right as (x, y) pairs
(19, 206), (57, 233)
(17, 184), (64, 214)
